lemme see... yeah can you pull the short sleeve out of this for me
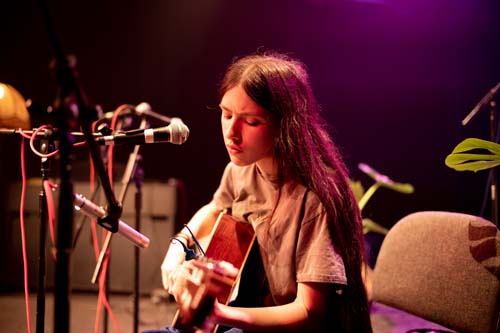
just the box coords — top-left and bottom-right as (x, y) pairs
(213, 162), (235, 211)
(296, 200), (347, 285)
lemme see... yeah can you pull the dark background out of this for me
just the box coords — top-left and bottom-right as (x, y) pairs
(1, 0), (499, 272)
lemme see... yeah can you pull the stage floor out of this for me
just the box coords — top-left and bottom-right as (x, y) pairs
(0, 291), (454, 332)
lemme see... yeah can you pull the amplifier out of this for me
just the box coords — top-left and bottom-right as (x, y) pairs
(1, 179), (179, 294)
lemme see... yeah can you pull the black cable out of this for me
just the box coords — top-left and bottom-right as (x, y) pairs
(170, 237), (198, 261)
(183, 224), (206, 257)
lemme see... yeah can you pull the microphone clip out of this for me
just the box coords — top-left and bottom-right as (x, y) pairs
(97, 202), (123, 233)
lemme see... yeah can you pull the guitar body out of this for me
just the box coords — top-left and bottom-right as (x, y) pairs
(172, 213), (256, 333)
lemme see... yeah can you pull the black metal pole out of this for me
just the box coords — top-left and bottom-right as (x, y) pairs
(35, 2), (80, 331)
(133, 165), (144, 333)
(36, 1), (123, 331)
(37, 191), (47, 333)
(490, 100), (499, 228)
(36, 141), (51, 333)
(54, 124), (75, 333)
(462, 82), (500, 226)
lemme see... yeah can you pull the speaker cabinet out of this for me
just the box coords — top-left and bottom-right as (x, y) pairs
(1, 179), (178, 295)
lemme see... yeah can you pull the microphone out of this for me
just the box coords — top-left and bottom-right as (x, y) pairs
(101, 106), (134, 120)
(101, 102), (173, 124)
(73, 193), (150, 248)
(95, 118), (189, 145)
(462, 82), (500, 126)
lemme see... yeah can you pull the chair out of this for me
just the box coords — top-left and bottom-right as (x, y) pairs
(371, 211), (500, 333)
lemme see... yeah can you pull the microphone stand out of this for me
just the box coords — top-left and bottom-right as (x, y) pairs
(91, 117), (148, 333)
(462, 82), (500, 228)
(36, 1), (124, 332)
(133, 159), (144, 333)
(36, 139), (52, 333)
(489, 100), (498, 227)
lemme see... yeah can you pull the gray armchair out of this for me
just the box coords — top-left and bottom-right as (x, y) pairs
(371, 211), (500, 333)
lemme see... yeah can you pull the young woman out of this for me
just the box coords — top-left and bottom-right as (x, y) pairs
(155, 52), (372, 333)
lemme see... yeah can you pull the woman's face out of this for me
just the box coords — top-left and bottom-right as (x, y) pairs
(220, 85), (278, 175)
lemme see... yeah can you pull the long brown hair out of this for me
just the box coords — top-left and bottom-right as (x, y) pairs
(220, 51), (372, 332)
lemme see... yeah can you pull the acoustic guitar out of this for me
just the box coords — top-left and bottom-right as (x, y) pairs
(171, 213), (256, 333)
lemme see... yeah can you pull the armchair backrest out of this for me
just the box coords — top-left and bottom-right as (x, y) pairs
(372, 211), (500, 333)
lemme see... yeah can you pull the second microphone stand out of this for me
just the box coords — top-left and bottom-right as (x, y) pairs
(133, 160), (144, 333)
(36, 138), (52, 333)
(462, 82), (500, 227)
(92, 117), (148, 333)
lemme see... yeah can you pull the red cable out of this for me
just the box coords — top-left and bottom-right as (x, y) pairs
(19, 136), (32, 333)
(92, 104), (130, 333)
(17, 122), (125, 332)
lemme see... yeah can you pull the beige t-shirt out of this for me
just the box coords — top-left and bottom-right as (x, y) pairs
(213, 162), (346, 306)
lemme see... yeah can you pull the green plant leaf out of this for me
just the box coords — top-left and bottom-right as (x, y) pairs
(450, 138), (500, 154)
(445, 138), (500, 172)
(446, 160), (500, 172)
(358, 163), (415, 194)
(349, 180), (365, 202)
(362, 218), (389, 235)
(382, 182), (415, 194)
(446, 153), (500, 164)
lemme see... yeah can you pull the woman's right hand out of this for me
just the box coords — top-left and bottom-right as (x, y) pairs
(162, 202), (221, 294)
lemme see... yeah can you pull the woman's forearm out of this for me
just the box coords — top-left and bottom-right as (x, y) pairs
(211, 300), (314, 332)
(161, 201), (221, 291)
(210, 282), (333, 332)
